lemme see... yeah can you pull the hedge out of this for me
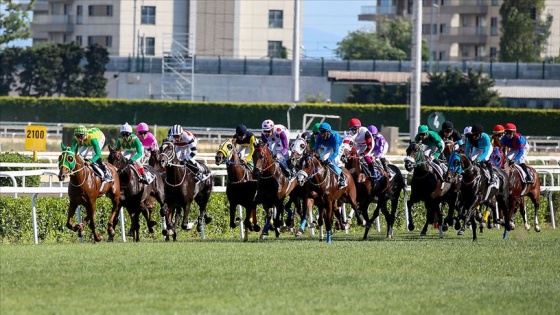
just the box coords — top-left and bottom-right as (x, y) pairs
(0, 153), (41, 187)
(1, 97), (559, 136)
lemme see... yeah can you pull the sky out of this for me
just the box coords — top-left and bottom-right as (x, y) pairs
(2, 0), (374, 59)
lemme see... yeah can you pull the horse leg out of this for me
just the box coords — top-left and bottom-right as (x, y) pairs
(379, 202), (393, 239)
(520, 197), (530, 231)
(406, 198), (417, 232)
(528, 191), (541, 232)
(141, 201), (156, 233)
(362, 203), (374, 240)
(325, 201), (335, 244)
(66, 202), (79, 232)
(85, 203), (102, 242)
(251, 208), (260, 232)
(196, 196), (210, 236)
(181, 201), (193, 231)
(229, 203), (238, 229)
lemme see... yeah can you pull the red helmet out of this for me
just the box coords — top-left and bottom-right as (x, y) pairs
(348, 118), (361, 128)
(492, 124), (504, 134)
(504, 123), (516, 131)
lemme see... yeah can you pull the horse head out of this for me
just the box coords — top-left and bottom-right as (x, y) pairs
(445, 151), (463, 182)
(215, 139), (234, 166)
(158, 141), (175, 168)
(443, 140), (455, 161)
(252, 140), (273, 178)
(339, 136), (355, 164)
(289, 136), (309, 167)
(107, 145), (127, 171)
(403, 142), (424, 172)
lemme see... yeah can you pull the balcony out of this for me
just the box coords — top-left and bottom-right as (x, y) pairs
(440, 4), (489, 15)
(439, 26), (488, 44)
(31, 15), (74, 33)
(358, 5), (398, 21)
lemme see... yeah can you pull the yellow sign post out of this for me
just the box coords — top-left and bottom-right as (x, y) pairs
(24, 125), (47, 161)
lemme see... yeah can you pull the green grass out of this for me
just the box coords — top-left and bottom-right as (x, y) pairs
(1, 228), (559, 315)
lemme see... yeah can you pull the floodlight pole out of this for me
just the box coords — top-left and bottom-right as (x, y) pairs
(409, 0), (422, 139)
(289, 0), (301, 131)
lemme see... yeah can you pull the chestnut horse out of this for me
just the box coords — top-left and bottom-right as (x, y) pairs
(57, 144), (120, 242)
(215, 139), (260, 237)
(107, 146), (167, 242)
(158, 141), (213, 241)
(294, 153), (358, 243)
(502, 162), (543, 239)
(252, 140), (298, 239)
(404, 142), (458, 238)
(340, 145), (406, 239)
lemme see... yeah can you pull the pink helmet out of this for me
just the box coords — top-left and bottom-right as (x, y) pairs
(137, 122), (149, 132)
(262, 119), (274, 132)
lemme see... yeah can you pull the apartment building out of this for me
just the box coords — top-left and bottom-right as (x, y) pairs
(30, 0), (298, 59)
(358, 0), (560, 63)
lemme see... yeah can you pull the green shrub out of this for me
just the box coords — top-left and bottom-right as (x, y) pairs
(0, 152), (41, 187)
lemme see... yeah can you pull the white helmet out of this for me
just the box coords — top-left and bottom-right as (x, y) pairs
(120, 123), (133, 134)
(170, 124), (183, 136)
(262, 119), (274, 132)
(463, 126), (472, 135)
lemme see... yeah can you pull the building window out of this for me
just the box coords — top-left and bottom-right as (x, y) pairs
(438, 51), (446, 60)
(490, 47), (497, 58)
(269, 10), (283, 28)
(143, 37), (155, 56)
(491, 0), (499, 6)
(422, 24), (430, 35)
(88, 5), (113, 17)
(440, 24), (447, 34)
(490, 17), (498, 36)
(88, 36), (112, 48)
(76, 6), (83, 24)
(461, 46), (469, 57)
(141, 6), (156, 25)
(76, 36), (82, 46)
(268, 41), (283, 58)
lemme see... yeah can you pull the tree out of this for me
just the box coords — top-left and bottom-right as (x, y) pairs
(335, 17), (429, 61)
(0, 0), (36, 47)
(17, 44), (64, 97)
(82, 44), (109, 98)
(0, 47), (23, 95)
(499, 0), (552, 62)
(422, 67), (500, 107)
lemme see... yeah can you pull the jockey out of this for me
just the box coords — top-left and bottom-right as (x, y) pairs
(309, 122), (321, 151)
(367, 125), (390, 173)
(465, 123), (495, 184)
(261, 119), (293, 179)
(438, 121), (463, 150)
(348, 118), (375, 177)
(136, 122), (159, 164)
(461, 126), (473, 152)
(232, 124), (256, 165)
(414, 125), (445, 164)
(501, 123), (533, 183)
(116, 123), (149, 184)
(313, 122), (347, 189)
(490, 124), (506, 168)
(70, 125), (113, 183)
(168, 124), (207, 182)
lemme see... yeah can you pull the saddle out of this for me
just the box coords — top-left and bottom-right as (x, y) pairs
(358, 160), (383, 183)
(128, 165), (155, 184)
(429, 160), (447, 181)
(512, 163), (530, 184)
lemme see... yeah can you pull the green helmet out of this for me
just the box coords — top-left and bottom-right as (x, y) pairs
(74, 125), (87, 135)
(311, 122), (322, 133)
(418, 125), (429, 134)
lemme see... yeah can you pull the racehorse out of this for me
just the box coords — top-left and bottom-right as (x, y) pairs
(158, 141), (213, 241)
(252, 140), (298, 239)
(502, 161), (543, 239)
(442, 140), (456, 162)
(57, 144), (120, 242)
(445, 151), (510, 241)
(340, 144), (406, 239)
(404, 142), (458, 238)
(294, 152), (358, 243)
(215, 139), (260, 238)
(107, 146), (167, 242)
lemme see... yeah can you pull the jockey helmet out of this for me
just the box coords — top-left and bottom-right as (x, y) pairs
(318, 122), (332, 133)
(471, 123), (484, 134)
(504, 123), (516, 131)
(137, 122), (149, 132)
(301, 131), (312, 142)
(120, 123), (133, 134)
(348, 118), (361, 128)
(170, 124), (183, 136)
(417, 125), (429, 134)
(442, 121), (454, 131)
(262, 119), (274, 132)
(463, 126), (472, 135)
(74, 125), (87, 136)
(492, 124), (505, 134)
(235, 124), (248, 136)
(367, 125), (378, 135)
(311, 122), (321, 133)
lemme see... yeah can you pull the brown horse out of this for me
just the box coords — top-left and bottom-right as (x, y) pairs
(107, 146), (167, 242)
(252, 140), (298, 239)
(215, 139), (260, 237)
(158, 141), (213, 241)
(340, 145), (406, 239)
(294, 153), (358, 243)
(57, 144), (120, 242)
(502, 162), (543, 239)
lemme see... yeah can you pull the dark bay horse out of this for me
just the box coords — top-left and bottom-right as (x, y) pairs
(215, 139), (260, 238)
(445, 151), (510, 241)
(404, 142), (458, 238)
(252, 140), (298, 239)
(107, 146), (167, 242)
(158, 141), (213, 241)
(289, 136), (318, 235)
(502, 161), (543, 239)
(294, 153), (358, 243)
(57, 144), (120, 242)
(340, 144), (406, 239)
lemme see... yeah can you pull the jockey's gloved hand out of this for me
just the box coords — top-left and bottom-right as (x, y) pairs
(127, 159), (134, 164)
(275, 153), (283, 160)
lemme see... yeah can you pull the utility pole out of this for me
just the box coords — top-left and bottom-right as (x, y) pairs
(429, 3), (438, 73)
(288, 0), (301, 131)
(409, 0), (422, 139)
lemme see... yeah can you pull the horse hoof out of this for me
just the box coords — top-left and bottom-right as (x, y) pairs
(260, 235), (266, 240)
(535, 225), (541, 233)
(107, 236), (114, 242)
(253, 224), (261, 233)
(420, 231), (426, 236)
(442, 224), (449, 232)
(126, 230), (134, 237)
(197, 225), (203, 233)
(408, 224), (415, 232)
(204, 216), (213, 224)
(457, 230), (465, 236)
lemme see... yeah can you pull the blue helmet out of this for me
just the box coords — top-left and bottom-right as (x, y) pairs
(318, 122), (332, 132)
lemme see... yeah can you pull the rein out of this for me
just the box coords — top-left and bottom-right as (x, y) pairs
(303, 155), (329, 187)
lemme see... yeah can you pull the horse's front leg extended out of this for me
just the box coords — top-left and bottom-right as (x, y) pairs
(85, 203), (102, 242)
(520, 198), (530, 231)
(181, 201), (193, 230)
(406, 199), (416, 232)
(66, 202), (78, 231)
(325, 201), (335, 244)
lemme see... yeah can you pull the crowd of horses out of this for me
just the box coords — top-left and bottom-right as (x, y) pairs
(55, 136), (543, 243)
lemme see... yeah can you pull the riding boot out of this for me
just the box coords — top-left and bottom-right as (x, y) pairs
(486, 161), (495, 184)
(380, 157), (389, 174)
(338, 173), (347, 189)
(520, 163), (534, 184)
(99, 161), (113, 183)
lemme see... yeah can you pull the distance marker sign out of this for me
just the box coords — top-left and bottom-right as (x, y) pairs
(24, 125), (47, 151)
